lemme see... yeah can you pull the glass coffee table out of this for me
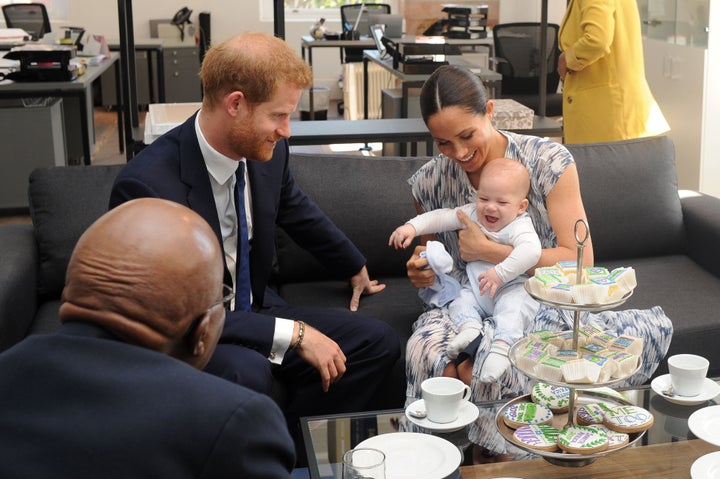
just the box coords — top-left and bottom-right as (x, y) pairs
(300, 378), (720, 479)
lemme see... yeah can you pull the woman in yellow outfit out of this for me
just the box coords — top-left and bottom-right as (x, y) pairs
(558, 0), (669, 144)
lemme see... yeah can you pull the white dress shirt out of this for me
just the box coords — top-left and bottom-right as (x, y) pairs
(195, 115), (293, 364)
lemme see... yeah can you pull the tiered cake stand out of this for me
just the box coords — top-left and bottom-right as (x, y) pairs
(496, 220), (644, 467)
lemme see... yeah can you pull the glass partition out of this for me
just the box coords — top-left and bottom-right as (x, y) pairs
(637, 0), (710, 47)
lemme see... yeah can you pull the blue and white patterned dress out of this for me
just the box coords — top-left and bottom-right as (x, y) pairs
(405, 131), (673, 454)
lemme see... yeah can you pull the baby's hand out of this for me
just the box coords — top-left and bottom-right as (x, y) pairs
(478, 267), (503, 298)
(388, 224), (417, 249)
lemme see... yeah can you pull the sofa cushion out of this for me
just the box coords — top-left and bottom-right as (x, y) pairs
(568, 136), (685, 261)
(604, 255), (720, 378)
(28, 165), (124, 300)
(0, 224), (38, 348)
(275, 154), (432, 284)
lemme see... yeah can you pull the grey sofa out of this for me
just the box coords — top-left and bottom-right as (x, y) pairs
(2, 135), (720, 411)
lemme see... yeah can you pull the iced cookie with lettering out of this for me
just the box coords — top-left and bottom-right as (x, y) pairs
(603, 405), (654, 433)
(531, 383), (570, 413)
(557, 425), (609, 454)
(593, 425), (630, 450)
(576, 402), (614, 426)
(503, 402), (553, 429)
(512, 424), (559, 452)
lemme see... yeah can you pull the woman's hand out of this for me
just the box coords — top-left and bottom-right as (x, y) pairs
(457, 210), (490, 262)
(457, 210), (513, 265)
(406, 245), (435, 289)
(558, 51), (569, 80)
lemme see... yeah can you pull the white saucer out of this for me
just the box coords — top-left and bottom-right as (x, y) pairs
(651, 375), (720, 406)
(405, 399), (479, 432)
(689, 405), (720, 446)
(692, 451), (720, 478)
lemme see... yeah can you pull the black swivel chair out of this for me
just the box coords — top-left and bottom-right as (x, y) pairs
(340, 3), (391, 63)
(492, 22), (563, 117)
(2, 2), (51, 41)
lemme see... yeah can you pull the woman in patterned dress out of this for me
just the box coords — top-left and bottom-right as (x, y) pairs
(404, 65), (673, 458)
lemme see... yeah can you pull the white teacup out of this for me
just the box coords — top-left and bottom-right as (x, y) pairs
(668, 354), (709, 397)
(421, 377), (471, 423)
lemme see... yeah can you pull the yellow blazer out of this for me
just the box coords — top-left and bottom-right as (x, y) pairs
(559, 0), (669, 143)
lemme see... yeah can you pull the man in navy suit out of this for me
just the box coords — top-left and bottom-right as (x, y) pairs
(109, 32), (401, 462)
(0, 198), (296, 478)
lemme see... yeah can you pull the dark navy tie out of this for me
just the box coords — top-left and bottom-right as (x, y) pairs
(234, 162), (252, 312)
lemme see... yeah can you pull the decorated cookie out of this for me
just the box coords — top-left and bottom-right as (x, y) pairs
(557, 425), (609, 454)
(576, 402), (615, 426)
(531, 383), (571, 413)
(593, 425), (630, 450)
(513, 424), (560, 452)
(603, 405), (654, 433)
(503, 402), (553, 429)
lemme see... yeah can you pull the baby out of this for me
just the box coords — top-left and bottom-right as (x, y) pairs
(389, 158), (541, 382)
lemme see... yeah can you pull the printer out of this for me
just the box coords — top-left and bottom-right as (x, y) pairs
(383, 37), (461, 74)
(3, 45), (78, 82)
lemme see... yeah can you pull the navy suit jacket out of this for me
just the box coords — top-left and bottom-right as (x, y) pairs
(0, 322), (295, 478)
(109, 114), (366, 357)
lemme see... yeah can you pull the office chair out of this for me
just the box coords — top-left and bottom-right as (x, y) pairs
(340, 3), (391, 63)
(2, 3), (51, 41)
(492, 22), (563, 117)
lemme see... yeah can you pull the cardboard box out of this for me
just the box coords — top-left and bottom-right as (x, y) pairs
(491, 98), (534, 130)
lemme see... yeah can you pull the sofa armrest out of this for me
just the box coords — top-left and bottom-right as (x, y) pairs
(0, 223), (39, 350)
(681, 190), (720, 278)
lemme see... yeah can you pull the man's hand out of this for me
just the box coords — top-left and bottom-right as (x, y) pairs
(294, 323), (347, 392)
(457, 210), (489, 262)
(478, 267), (503, 298)
(406, 245), (435, 288)
(349, 266), (386, 311)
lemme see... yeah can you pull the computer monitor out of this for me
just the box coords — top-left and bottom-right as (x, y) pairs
(367, 13), (403, 38)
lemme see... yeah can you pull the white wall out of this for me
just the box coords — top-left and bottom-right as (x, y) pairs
(66, 1), (273, 43)
(498, 0), (566, 25)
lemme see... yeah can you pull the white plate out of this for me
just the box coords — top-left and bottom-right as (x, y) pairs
(356, 432), (462, 479)
(691, 451), (720, 479)
(651, 375), (720, 406)
(690, 405), (720, 446)
(405, 399), (479, 432)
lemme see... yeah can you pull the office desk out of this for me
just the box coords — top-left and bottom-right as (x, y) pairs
(300, 35), (376, 120)
(301, 35), (493, 118)
(362, 49), (501, 119)
(288, 116), (562, 156)
(0, 54), (119, 165)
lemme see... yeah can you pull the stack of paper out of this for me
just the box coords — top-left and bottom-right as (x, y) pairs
(0, 28), (30, 45)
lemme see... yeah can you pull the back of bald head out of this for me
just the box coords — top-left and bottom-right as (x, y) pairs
(60, 198), (223, 353)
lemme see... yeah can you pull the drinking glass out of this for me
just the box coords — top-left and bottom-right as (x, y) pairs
(342, 447), (386, 479)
